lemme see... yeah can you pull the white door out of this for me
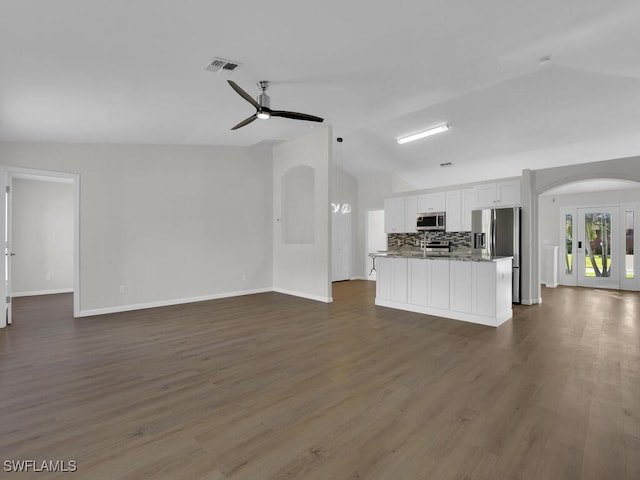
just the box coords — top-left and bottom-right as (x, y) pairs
(332, 211), (351, 281)
(576, 206), (620, 289)
(1, 170), (12, 327)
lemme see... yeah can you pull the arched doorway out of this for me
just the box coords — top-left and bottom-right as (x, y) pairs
(523, 165), (640, 304)
(539, 179), (639, 293)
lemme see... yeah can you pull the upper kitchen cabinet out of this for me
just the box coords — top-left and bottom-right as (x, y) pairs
(384, 197), (404, 233)
(445, 190), (462, 232)
(474, 180), (521, 208)
(385, 196), (418, 233)
(404, 196), (418, 233)
(445, 188), (474, 232)
(417, 192), (446, 213)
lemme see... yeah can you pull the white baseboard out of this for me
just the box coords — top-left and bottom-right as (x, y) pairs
(521, 298), (542, 305)
(375, 298), (511, 328)
(13, 289), (73, 297)
(272, 287), (333, 303)
(78, 288), (272, 317)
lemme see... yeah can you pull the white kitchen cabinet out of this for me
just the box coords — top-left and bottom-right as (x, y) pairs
(384, 196), (417, 233)
(404, 196), (418, 233)
(376, 257), (393, 300)
(384, 197), (404, 233)
(428, 259), (450, 310)
(445, 189), (475, 232)
(472, 261), (496, 317)
(392, 258), (408, 302)
(474, 180), (521, 208)
(462, 188), (475, 231)
(407, 258), (428, 306)
(445, 190), (462, 232)
(417, 192), (446, 213)
(450, 261), (472, 313)
(376, 257), (407, 302)
(375, 256), (512, 327)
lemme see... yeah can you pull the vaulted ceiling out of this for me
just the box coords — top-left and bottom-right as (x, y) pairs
(1, 0), (639, 188)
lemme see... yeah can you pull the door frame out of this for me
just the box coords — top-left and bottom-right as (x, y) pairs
(0, 166), (80, 325)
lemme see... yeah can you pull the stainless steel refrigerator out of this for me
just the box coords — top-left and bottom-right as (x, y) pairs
(471, 207), (521, 304)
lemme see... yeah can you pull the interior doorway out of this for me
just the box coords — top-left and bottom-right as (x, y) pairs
(332, 211), (352, 282)
(0, 167), (80, 328)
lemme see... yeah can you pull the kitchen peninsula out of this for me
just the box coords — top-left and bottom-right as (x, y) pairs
(372, 252), (513, 327)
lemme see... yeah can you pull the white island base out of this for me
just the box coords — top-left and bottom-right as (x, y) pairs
(375, 256), (513, 327)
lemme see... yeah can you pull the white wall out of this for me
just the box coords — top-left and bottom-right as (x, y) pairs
(273, 128), (332, 302)
(0, 142), (273, 315)
(12, 178), (74, 295)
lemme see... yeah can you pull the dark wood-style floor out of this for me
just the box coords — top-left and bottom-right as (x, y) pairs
(1, 282), (639, 479)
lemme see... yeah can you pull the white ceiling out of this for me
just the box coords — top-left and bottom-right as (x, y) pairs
(1, 1), (639, 188)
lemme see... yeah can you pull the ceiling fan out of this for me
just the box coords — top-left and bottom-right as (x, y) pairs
(227, 80), (324, 130)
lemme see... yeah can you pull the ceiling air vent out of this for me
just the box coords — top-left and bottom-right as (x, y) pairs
(440, 162), (453, 167)
(205, 57), (241, 74)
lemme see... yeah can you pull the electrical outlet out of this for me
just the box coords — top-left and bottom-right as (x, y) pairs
(119, 285), (125, 294)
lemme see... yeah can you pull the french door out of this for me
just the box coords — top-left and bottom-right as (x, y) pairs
(560, 206), (622, 289)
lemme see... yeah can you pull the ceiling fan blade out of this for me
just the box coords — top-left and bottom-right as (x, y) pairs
(231, 114), (257, 130)
(227, 80), (260, 109)
(270, 110), (324, 123)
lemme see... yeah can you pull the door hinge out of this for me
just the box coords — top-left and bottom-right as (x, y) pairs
(5, 296), (10, 303)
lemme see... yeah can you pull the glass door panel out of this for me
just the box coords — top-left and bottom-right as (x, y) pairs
(626, 210), (634, 280)
(576, 207), (619, 289)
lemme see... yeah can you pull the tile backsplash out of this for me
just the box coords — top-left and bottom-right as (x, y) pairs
(388, 231), (472, 250)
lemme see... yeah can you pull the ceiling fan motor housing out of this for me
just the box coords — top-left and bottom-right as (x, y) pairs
(258, 92), (270, 109)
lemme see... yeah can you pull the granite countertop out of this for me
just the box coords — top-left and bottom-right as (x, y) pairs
(369, 251), (513, 262)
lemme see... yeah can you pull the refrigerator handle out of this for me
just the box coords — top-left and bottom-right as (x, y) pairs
(490, 209), (496, 257)
(513, 207), (520, 267)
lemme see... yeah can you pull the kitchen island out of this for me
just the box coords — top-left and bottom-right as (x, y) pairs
(371, 252), (513, 327)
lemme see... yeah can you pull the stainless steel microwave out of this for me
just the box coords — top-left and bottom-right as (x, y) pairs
(416, 212), (446, 231)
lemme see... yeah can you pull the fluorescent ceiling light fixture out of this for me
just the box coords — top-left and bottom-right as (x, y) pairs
(397, 123), (450, 144)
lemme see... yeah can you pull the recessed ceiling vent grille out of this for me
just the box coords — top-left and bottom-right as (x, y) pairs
(440, 162), (453, 167)
(205, 57), (241, 74)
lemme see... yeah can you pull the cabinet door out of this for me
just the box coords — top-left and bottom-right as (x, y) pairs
(376, 257), (393, 300)
(408, 259), (428, 306)
(391, 258), (408, 302)
(445, 190), (462, 232)
(417, 192), (446, 213)
(462, 188), (475, 231)
(497, 181), (521, 206)
(474, 183), (497, 208)
(404, 196), (418, 233)
(429, 192), (446, 212)
(472, 262), (496, 317)
(428, 260), (450, 310)
(384, 198), (404, 233)
(450, 261), (472, 313)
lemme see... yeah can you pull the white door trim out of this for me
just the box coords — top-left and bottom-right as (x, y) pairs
(1, 166), (80, 319)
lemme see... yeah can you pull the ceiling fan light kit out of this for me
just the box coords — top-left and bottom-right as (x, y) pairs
(397, 123), (450, 144)
(227, 80), (323, 130)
